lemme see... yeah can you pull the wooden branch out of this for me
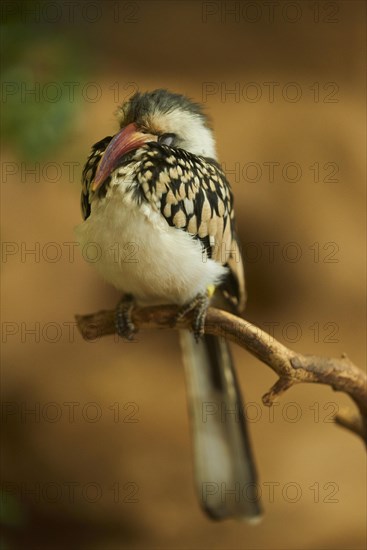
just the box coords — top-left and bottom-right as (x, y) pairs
(75, 305), (367, 444)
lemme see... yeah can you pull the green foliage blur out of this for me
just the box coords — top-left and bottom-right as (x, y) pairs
(1, 3), (89, 160)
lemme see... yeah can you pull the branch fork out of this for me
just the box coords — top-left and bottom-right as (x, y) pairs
(75, 305), (367, 444)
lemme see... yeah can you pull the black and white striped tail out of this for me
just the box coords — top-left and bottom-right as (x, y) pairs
(180, 332), (262, 521)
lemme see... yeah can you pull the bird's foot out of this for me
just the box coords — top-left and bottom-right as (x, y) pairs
(115, 294), (137, 341)
(175, 291), (211, 342)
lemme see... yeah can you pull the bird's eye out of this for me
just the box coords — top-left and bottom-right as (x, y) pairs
(158, 133), (176, 146)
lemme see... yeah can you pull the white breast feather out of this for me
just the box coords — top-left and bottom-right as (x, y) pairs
(75, 173), (227, 306)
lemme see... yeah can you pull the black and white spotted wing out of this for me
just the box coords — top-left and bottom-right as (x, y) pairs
(81, 136), (112, 220)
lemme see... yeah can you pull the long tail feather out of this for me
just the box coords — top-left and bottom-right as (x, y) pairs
(180, 331), (262, 521)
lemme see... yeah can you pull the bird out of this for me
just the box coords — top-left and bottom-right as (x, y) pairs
(75, 89), (262, 521)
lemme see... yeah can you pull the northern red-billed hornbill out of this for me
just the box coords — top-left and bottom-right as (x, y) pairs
(76, 89), (261, 521)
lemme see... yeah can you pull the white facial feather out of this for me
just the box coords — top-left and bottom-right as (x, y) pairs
(150, 109), (218, 160)
(116, 99), (218, 160)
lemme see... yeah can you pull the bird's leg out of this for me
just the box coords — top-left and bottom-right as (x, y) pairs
(175, 285), (215, 342)
(115, 294), (137, 340)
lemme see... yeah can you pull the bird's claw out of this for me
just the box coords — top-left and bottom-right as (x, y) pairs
(175, 293), (209, 342)
(115, 294), (137, 341)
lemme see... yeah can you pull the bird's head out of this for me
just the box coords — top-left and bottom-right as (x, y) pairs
(92, 89), (217, 191)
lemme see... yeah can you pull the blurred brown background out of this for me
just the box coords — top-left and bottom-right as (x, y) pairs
(1, 1), (366, 548)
